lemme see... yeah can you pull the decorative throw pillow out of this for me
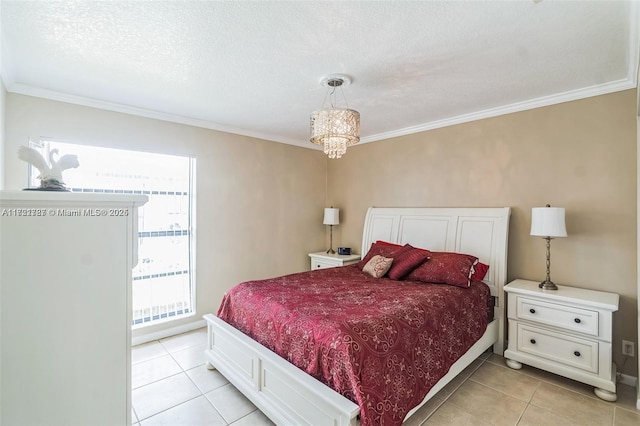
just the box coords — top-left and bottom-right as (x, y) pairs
(357, 242), (400, 269)
(471, 262), (489, 282)
(386, 244), (431, 280)
(362, 255), (394, 278)
(406, 251), (479, 288)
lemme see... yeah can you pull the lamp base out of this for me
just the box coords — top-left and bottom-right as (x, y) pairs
(326, 248), (335, 254)
(539, 280), (558, 291)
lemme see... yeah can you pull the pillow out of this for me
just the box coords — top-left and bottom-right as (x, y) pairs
(362, 255), (393, 278)
(407, 251), (479, 288)
(471, 262), (489, 282)
(357, 242), (400, 269)
(386, 244), (431, 280)
(375, 240), (402, 248)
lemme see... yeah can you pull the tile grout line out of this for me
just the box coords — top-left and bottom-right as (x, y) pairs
(132, 370), (183, 392)
(136, 392), (205, 424)
(514, 380), (543, 426)
(166, 346), (231, 423)
(133, 335), (233, 425)
(419, 357), (488, 424)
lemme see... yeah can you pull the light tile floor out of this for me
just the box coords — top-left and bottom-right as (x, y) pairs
(132, 328), (640, 425)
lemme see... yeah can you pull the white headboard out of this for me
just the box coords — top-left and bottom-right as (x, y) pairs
(361, 207), (511, 354)
(361, 207), (511, 297)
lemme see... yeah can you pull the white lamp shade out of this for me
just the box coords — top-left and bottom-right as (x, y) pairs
(530, 207), (567, 237)
(323, 208), (340, 225)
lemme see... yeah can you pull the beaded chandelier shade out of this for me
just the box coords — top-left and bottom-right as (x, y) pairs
(310, 75), (360, 159)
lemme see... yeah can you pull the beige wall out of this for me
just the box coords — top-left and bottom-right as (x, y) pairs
(637, 114), (640, 405)
(3, 94), (327, 339)
(3, 90), (638, 376)
(328, 89), (638, 376)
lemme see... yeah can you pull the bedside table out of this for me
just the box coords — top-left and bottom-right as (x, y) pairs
(308, 252), (360, 270)
(504, 279), (619, 401)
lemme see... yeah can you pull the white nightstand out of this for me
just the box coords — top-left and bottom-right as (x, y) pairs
(308, 252), (361, 270)
(504, 279), (619, 401)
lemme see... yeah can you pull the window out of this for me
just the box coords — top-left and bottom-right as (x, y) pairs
(28, 140), (196, 327)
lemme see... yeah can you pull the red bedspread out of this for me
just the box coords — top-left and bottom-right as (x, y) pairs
(217, 264), (491, 426)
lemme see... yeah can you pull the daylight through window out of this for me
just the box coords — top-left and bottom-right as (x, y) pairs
(29, 140), (196, 327)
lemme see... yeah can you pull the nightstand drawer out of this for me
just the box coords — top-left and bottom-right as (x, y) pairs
(518, 324), (598, 374)
(517, 297), (599, 337)
(312, 260), (336, 270)
(308, 252), (360, 270)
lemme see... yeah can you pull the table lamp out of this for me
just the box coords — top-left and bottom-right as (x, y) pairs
(530, 204), (567, 290)
(323, 207), (339, 254)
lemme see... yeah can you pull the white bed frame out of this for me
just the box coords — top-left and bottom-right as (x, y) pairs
(204, 207), (511, 425)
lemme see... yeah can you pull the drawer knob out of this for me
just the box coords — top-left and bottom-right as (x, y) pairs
(574, 318), (581, 324)
(529, 308), (536, 314)
(530, 339), (536, 344)
(574, 351), (581, 357)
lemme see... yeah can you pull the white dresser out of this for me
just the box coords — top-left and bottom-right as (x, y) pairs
(308, 251), (361, 270)
(504, 279), (619, 401)
(0, 191), (146, 426)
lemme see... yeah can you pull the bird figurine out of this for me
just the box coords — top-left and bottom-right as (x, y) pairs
(18, 146), (80, 190)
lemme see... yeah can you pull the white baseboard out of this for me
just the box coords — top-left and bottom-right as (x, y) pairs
(619, 372), (638, 388)
(619, 372), (638, 409)
(131, 319), (207, 346)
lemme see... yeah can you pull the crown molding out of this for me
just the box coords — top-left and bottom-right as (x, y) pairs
(4, 76), (637, 150)
(4, 82), (308, 148)
(361, 77), (638, 144)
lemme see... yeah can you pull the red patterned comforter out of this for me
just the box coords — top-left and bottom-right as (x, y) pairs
(217, 264), (491, 426)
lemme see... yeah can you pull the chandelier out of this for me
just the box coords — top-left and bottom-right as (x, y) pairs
(310, 75), (360, 159)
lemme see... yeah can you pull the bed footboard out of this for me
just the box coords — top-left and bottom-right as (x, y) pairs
(203, 314), (360, 426)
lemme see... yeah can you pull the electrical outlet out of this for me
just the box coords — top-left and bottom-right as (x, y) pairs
(622, 340), (635, 357)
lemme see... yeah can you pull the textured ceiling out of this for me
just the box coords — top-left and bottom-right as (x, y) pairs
(1, 1), (638, 149)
